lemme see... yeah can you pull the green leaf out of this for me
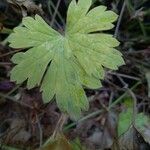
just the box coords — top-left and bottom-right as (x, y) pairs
(8, 0), (124, 119)
(71, 138), (87, 150)
(118, 97), (134, 136)
(118, 107), (133, 136)
(118, 98), (150, 138)
(135, 113), (150, 144)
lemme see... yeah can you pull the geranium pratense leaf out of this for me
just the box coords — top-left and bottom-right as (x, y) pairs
(8, 0), (124, 119)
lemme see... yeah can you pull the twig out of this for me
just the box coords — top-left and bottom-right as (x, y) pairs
(109, 81), (140, 109)
(47, 0), (63, 30)
(0, 84), (22, 106)
(47, 0), (53, 16)
(109, 92), (114, 106)
(0, 49), (22, 58)
(114, 1), (126, 38)
(108, 71), (141, 81)
(124, 49), (150, 54)
(49, 1), (65, 27)
(0, 93), (33, 109)
(63, 110), (103, 131)
(0, 62), (12, 66)
(44, 113), (68, 146)
(6, 84), (21, 96)
(52, 113), (67, 138)
(50, 0), (61, 26)
(36, 115), (43, 148)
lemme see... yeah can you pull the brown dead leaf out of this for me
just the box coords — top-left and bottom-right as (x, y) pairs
(73, 111), (118, 149)
(41, 134), (72, 150)
(4, 118), (31, 144)
(7, 0), (43, 16)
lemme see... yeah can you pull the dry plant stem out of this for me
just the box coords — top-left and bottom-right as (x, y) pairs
(47, 0), (53, 15)
(49, 0), (65, 26)
(47, 0), (63, 30)
(114, 1), (126, 38)
(36, 114), (43, 148)
(0, 92), (33, 109)
(52, 113), (68, 138)
(0, 62), (12, 66)
(44, 113), (68, 146)
(0, 49), (23, 58)
(108, 71), (141, 81)
(109, 92), (114, 106)
(108, 81), (140, 109)
(124, 49), (150, 54)
(0, 84), (21, 106)
(50, 0), (61, 26)
(6, 84), (21, 96)
(105, 79), (124, 91)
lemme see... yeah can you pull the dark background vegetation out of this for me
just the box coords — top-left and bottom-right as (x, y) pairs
(0, 0), (150, 149)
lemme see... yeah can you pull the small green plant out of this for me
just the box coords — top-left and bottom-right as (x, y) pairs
(8, 0), (124, 119)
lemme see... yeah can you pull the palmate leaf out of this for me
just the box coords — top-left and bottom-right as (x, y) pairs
(8, 0), (124, 119)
